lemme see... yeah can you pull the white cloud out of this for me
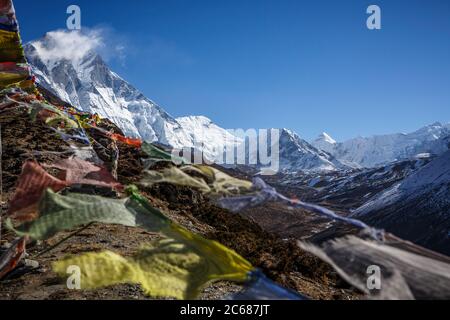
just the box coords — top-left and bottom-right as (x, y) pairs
(28, 27), (191, 69)
(32, 29), (105, 64)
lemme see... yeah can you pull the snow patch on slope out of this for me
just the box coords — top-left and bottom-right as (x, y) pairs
(354, 150), (450, 216)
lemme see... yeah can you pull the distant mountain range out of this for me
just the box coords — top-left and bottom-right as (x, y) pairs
(25, 31), (450, 173)
(23, 30), (450, 255)
(312, 123), (450, 168)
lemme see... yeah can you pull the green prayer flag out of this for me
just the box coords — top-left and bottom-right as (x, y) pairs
(7, 189), (169, 240)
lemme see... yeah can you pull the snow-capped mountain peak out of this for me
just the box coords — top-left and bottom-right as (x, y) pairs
(319, 132), (336, 144)
(312, 132), (336, 154)
(25, 31), (194, 149)
(277, 129), (347, 172)
(25, 31), (352, 173)
(26, 31), (449, 175)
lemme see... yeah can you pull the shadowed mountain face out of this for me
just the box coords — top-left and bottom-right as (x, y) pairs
(276, 129), (348, 172)
(351, 150), (450, 255)
(273, 157), (432, 209)
(240, 152), (450, 255)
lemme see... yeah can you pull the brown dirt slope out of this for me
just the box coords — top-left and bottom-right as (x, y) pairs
(0, 95), (359, 300)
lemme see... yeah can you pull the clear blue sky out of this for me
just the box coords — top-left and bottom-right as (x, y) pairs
(14, 0), (450, 141)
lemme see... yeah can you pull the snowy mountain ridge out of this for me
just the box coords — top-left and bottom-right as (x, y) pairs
(25, 30), (450, 174)
(25, 31), (193, 149)
(312, 122), (450, 168)
(277, 129), (348, 172)
(25, 30), (348, 173)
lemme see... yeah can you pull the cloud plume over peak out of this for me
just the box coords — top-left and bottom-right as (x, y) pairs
(30, 29), (104, 64)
